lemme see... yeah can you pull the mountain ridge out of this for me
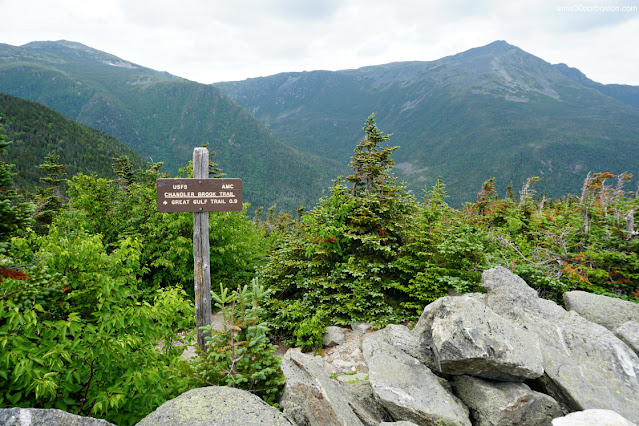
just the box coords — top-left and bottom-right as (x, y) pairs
(214, 41), (639, 205)
(0, 40), (342, 211)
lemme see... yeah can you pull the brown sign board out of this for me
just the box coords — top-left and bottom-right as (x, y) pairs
(157, 178), (243, 212)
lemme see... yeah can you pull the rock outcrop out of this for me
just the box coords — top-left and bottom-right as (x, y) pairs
(563, 290), (639, 330)
(551, 409), (637, 426)
(279, 350), (364, 426)
(136, 386), (293, 426)
(452, 375), (563, 425)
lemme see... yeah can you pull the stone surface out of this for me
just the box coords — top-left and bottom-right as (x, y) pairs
(352, 321), (372, 335)
(564, 290), (639, 331)
(551, 409), (637, 426)
(382, 324), (437, 370)
(0, 408), (114, 426)
(322, 329), (368, 375)
(452, 375), (563, 425)
(342, 379), (391, 426)
(362, 332), (471, 426)
(413, 293), (544, 381)
(280, 350), (364, 426)
(614, 321), (639, 356)
(379, 422), (420, 426)
(482, 266), (639, 424)
(323, 326), (347, 347)
(335, 372), (369, 383)
(136, 386), (293, 426)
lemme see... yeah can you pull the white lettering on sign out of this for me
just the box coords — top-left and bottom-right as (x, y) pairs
(222, 184), (234, 189)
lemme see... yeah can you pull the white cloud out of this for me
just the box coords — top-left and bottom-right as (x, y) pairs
(1, 0), (638, 84)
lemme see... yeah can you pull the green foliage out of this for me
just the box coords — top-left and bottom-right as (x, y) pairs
(31, 153), (67, 234)
(479, 173), (639, 301)
(190, 279), (285, 405)
(56, 161), (268, 297)
(0, 227), (195, 425)
(261, 115), (420, 348)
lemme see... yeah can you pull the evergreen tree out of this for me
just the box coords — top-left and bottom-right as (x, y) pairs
(0, 123), (31, 253)
(32, 153), (67, 233)
(261, 114), (418, 348)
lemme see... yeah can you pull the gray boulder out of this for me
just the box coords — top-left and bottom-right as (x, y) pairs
(0, 408), (114, 426)
(382, 324), (437, 370)
(563, 290), (639, 330)
(452, 375), (563, 425)
(413, 293), (544, 381)
(136, 386), (293, 426)
(615, 321), (639, 355)
(323, 326), (347, 347)
(362, 333), (471, 426)
(280, 350), (364, 426)
(352, 321), (372, 335)
(551, 409), (637, 426)
(342, 379), (391, 426)
(482, 266), (639, 424)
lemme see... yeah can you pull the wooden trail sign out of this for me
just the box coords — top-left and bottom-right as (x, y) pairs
(156, 147), (243, 351)
(157, 178), (242, 213)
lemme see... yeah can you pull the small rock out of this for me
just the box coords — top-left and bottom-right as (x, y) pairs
(551, 409), (636, 426)
(324, 325), (347, 347)
(352, 322), (372, 335)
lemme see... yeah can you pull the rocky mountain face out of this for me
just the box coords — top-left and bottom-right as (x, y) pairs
(215, 41), (639, 205)
(0, 41), (340, 211)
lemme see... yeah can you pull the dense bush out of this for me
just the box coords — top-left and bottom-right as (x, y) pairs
(0, 227), (194, 425)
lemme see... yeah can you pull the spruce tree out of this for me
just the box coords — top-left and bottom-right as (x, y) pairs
(261, 114), (418, 348)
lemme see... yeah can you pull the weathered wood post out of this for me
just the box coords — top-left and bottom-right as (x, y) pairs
(156, 148), (243, 353)
(193, 147), (212, 351)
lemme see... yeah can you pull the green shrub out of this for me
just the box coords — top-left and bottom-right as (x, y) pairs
(0, 228), (195, 425)
(189, 278), (285, 405)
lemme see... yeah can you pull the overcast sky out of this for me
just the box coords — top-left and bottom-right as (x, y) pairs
(2, 0), (639, 85)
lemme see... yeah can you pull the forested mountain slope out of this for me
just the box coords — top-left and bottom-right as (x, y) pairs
(215, 41), (639, 205)
(0, 41), (341, 210)
(0, 93), (146, 190)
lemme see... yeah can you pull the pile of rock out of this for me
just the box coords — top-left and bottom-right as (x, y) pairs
(3, 266), (637, 425)
(278, 266), (639, 426)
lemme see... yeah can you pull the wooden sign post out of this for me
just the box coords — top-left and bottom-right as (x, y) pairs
(156, 147), (243, 352)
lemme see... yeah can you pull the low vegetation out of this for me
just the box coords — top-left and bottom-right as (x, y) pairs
(1, 115), (637, 423)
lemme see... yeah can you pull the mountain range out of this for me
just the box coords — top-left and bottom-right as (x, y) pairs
(214, 41), (639, 204)
(0, 40), (339, 211)
(1, 40), (638, 208)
